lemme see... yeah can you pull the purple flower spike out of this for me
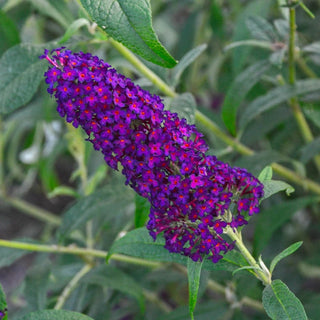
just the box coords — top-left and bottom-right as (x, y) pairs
(41, 48), (264, 263)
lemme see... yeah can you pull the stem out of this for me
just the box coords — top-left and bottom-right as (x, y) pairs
(0, 239), (160, 268)
(195, 111), (254, 156)
(54, 263), (93, 309)
(0, 238), (264, 312)
(110, 38), (320, 195)
(241, 296), (264, 311)
(226, 228), (271, 286)
(288, 7), (320, 172)
(1, 195), (61, 226)
(288, 8), (296, 86)
(109, 39), (176, 98)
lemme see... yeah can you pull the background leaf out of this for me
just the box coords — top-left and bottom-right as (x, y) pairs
(300, 137), (320, 164)
(80, 0), (176, 67)
(246, 15), (277, 41)
(262, 280), (307, 320)
(107, 227), (187, 265)
(0, 43), (55, 114)
(108, 228), (246, 272)
(169, 92), (196, 124)
(18, 309), (95, 320)
(253, 197), (318, 255)
(82, 265), (145, 311)
(134, 194), (150, 228)
(24, 262), (51, 311)
(303, 105), (320, 129)
(239, 79), (320, 130)
(58, 18), (90, 44)
(28, 0), (71, 29)
(57, 182), (134, 239)
(171, 44), (207, 87)
(0, 9), (20, 56)
(0, 239), (36, 268)
(222, 59), (270, 135)
(231, 0), (271, 74)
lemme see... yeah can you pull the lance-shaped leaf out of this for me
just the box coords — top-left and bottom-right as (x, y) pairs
(187, 259), (203, 320)
(222, 59), (270, 135)
(80, 0), (177, 68)
(262, 280), (307, 320)
(239, 79), (320, 130)
(270, 242), (303, 274)
(17, 309), (95, 320)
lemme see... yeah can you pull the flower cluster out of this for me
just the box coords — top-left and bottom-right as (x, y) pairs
(41, 48), (263, 263)
(0, 308), (7, 320)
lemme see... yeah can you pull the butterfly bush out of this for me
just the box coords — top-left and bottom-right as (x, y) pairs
(40, 48), (263, 263)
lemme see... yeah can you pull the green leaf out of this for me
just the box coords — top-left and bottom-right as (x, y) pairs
(48, 185), (79, 199)
(58, 18), (90, 44)
(169, 92), (196, 124)
(262, 280), (308, 320)
(232, 265), (262, 276)
(0, 284), (7, 320)
(303, 41), (320, 55)
(246, 16), (277, 41)
(209, 1), (224, 38)
(258, 166), (273, 182)
(274, 19), (289, 40)
(300, 137), (320, 163)
(303, 104), (320, 129)
(18, 309), (95, 320)
(84, 164), (108, 195)
(270, 242), (303, 274)
(269, 47), (286, 67)
(253, 197), (318, 255)
(108, 227), (245, 272)
(240, 79), (320, 130)
(134, 194), (150, 228)
(58, 184), (134, 238)
(222, 59), (271, 135)
(0, 43), (54, 114)
(0, 238), (36, 268)
(171, 44), (207, 87)
(107, 227), (187, 265)
(298, 1), (315, 19)
(28, 0), (70, 29)
(82, 265), (145, 311)
(0, 9), (20, 56)
(24, 263), (51, 311)
(234, 150), (289, 175)
(80, 0), (177, 68)
(231, 0), (271, 74)
(262, 180), (295, 201)
(187, 259), (203, 320)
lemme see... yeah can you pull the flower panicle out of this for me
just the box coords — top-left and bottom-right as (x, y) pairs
(40, 48), (264, 263)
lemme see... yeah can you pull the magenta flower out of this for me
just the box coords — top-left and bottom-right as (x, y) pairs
(40, 48), (264, 263)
